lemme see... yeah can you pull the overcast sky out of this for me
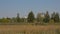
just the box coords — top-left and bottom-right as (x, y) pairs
(0, 0), (60, 18)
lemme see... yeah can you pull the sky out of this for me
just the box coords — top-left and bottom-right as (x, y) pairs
(0, 0), (60, 18)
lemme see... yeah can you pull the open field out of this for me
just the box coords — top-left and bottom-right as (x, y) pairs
(0, 25), (60, 34)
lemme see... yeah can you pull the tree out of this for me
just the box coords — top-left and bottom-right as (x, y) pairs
(27, 11), (35, 22)
(12, 17), (16, 22)
(37, 13), (41, 22)
(0, 19), (2, 22)
(1, 17), (9, 23)
(16, 13), (20, 22)
(43, 11), (50, 23)
(51, 12), (55, 20)
(54, 12), (59, 22)
(50, 12), (55, 23)
(37, 13), (44, 22)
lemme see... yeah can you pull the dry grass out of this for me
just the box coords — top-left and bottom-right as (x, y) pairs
(0, 25), (60, 34)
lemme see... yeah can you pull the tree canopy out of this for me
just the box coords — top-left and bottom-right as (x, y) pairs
(27, 11), (35, 22)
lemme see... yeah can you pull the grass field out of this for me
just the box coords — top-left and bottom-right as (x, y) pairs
(0, 25), (60, 34)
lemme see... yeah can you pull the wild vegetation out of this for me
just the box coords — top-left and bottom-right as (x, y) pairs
(0, 11), (60, 25)
(0, 11), (60, 34)
(0, 25), (60, 34)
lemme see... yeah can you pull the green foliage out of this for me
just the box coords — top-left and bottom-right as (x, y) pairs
(27, 11), (35, 22)
(0, 18), (10, 23)
(37, 13), (41, 22)
(43, 11), (50, 23)
(54, 13), (59, 22)
(51, 12), (59, 23)
(20, 18), (25, 22)
(12, 17), (17, 22)
(0, 19), (2, 22)
(16, 13), (20, 22)
(37, 13), (44, 22)
(51, 12), (55, 20)
(49, 19), (54, 24)
(0, 11), (60, 24)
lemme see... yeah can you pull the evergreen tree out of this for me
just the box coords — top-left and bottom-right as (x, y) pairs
(16, 13), (20, 22)
(51, 12), (55, 20)
(54, 12), (59, 22)
(43, 11), (50, 23)
(27, 11), (35, 22)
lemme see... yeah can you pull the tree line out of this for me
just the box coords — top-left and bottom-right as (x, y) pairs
(0, 11), (60, 24)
